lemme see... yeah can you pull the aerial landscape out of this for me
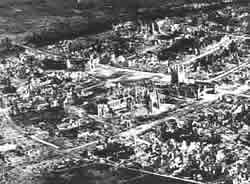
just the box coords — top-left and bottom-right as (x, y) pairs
(0, 0), (249, 184)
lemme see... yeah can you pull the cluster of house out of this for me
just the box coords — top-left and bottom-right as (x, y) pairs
(24, 45), (99, 72)
(96, 81), (168, 117)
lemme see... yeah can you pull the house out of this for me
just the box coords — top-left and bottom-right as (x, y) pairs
(97, 95), (134, 117)
(97, 104), (109, 117)
(0, 143), (17, 153)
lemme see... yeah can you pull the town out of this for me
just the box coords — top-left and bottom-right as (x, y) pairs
(0, 1), (249, 184)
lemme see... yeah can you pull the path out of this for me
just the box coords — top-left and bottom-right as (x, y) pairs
(181, 37), (233, 65)
(201, 61), (250, 83)
(92, 64), (172, 83)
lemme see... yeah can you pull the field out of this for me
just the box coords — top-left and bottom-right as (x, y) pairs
(0, 0), (236, 45)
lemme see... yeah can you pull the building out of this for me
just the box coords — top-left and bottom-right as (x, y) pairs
(97, 104), (109, 117)
(0, 143), (17, 153)
(108, 95), (133, 112)
(170, 64), (188, 85)
(85, 54), (100, 71)
(0, 37), (12, 52)
(97, 95), (134, 117)
(57, 119), (83, 131)
(148, 89), (160, 113)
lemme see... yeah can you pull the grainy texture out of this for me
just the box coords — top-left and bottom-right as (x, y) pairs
(0, 0), (245, 45)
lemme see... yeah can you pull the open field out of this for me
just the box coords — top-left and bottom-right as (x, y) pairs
(1, 0), (247, 45)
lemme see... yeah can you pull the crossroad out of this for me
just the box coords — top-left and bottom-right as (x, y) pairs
(6, 34), (249, 152)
